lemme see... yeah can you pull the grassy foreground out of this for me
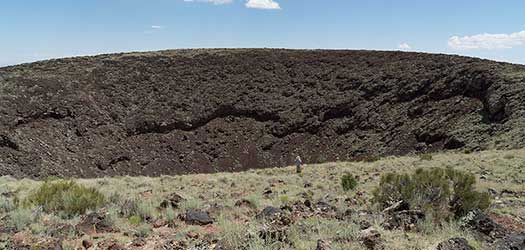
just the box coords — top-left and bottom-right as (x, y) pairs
(0, 149), (524, 249)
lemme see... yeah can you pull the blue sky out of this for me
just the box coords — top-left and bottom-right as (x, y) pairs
(1, 0), (525, 66)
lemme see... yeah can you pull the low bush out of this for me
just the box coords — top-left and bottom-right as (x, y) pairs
(0, 197), (15, 213)
(128, 215), (142, 225)
(25, 180), (105, 217)
(165, 205), (176, 227)
(372, 167), (490, 220)
(120, 198), (155, 221)
(106, 205), (120, 226)
(9, 208), (33, 231)
(446, 168), (491, 217)
(135, 223), (151, 237)
(341, 174), (358, 191)
(217, 215), (249, 249)
(279, 195), (290, 205)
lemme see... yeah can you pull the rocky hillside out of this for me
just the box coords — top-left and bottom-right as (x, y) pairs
(0, 49), (524, 178)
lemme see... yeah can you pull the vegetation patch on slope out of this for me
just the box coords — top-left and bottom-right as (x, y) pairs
(0, 149), (523, 249)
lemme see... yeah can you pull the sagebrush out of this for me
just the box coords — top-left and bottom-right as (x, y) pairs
(25, 180), (105, 217)
(372, 167), (490, 220)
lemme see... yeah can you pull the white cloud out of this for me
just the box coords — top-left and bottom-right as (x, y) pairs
(448, 30), (525, 50)
(398, 43), (411, 50)
(183, 0), (233, 5)
(144, 25), (165, 34)
(245, 0), (281, 10)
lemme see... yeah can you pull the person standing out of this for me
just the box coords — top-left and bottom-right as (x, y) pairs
(295, 156), (303, 174)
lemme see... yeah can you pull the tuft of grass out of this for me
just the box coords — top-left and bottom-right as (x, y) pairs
(119, 198), (156, 221)
(135, 200), (155, 221)
(217, 215), (249, 249)
(0, 197), (15, 213)
(135, 223), (151, 238)
(179, 198), (203, 211)
(24, 180), (105, 217)
(244, 194), (261, 209)
(9, 207), (34, 231)
(341, 174), (358, 192)
(165, 205), (176, 227)
(106, 205), (120, 226)
(108, 192), (122, 205)
(279, 195), (290, 205)
(29, 222), (47, 235)
(128, 215), (142, 226)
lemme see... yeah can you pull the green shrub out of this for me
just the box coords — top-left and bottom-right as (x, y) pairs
(25, 181), (105, 217)
(0, 197), (15, 213)
(108, 192), (122, 205)
(9, 208), (33, 231)
(30, 222), (47, 235)
(341, 174), (358, 192)
(120, 198), (155, 221)
(373, 167), (490, 220)
(135, 223), (151, 237)
(179, 198), (203, 212)
(128, 215), (142, 226)
(244, 194), (261, 209)
(279, 195), (290, 205)
(217, 215), (249, 249)
(135, 200), (155, 221)
(165, 205), (176, 227)
(106, 205), (120, 226)
(445, 168), (491, 217)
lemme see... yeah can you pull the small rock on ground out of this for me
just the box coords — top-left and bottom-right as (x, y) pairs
(492, 233), (525, 250)
(185, 210), (214, 225)
(256, 206), (283, 220)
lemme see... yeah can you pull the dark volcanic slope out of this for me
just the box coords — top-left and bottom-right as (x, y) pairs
(1, 49), (524, 178)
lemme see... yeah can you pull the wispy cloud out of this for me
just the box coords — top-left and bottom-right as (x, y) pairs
(398, 43), (411, 50)
(245, 0), (281, 10)
(183, 0), (233, 5)
(144, 25), (165, 34)
(182, 0), (281, 10)
(448, 30), (525, 50)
